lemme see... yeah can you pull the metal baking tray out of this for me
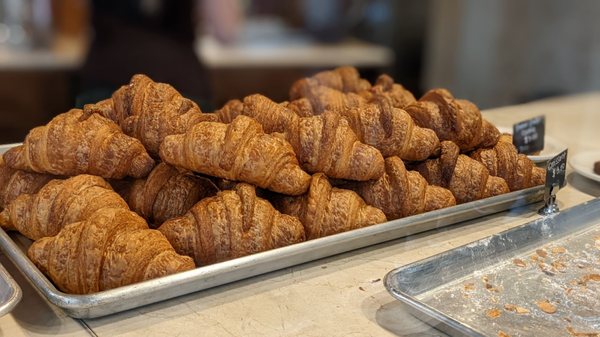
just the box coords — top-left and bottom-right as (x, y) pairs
(0, 143), (544, 318)
(0, 260), (22, 317)
(384, 197), (600, 337)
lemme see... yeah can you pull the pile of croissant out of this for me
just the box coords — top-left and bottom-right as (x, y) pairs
(0, 67), (544, 294)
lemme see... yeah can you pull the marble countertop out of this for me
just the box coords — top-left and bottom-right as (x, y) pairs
(1, 93), (599, 337)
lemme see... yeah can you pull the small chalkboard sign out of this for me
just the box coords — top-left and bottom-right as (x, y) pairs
(512, 116), (545, 154)
(545, 149), (568, 189)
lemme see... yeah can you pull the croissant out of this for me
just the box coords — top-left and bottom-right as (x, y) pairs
(0, 157), (55, 210)
(216, 94), (384, 181)
(289, 66), (372, 100)
(84, 74), (218, 156)
(349, 157), (456, 220)
(118, 163), (219, 226)
(28, 207), (195, 294)
(3, 109), (154, 179)
(158, 183), (305, 266)
(411, 141), (510, 203)
(471, 134), (545, 191)
(276, 173), (386, 240)
(365, 74), (417, 109)
(159, 115), (311, 196)
(405, 89), (500, 152)
(288, 85), (439, 161)
(0, 174), (128, 240)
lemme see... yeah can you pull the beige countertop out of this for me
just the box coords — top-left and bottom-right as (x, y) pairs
(1, 93), (599, 337)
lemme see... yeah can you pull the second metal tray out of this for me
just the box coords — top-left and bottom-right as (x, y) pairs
(385, 197), (600, 337)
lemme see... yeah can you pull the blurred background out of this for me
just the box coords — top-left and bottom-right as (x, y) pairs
(1, 0), (599, 143)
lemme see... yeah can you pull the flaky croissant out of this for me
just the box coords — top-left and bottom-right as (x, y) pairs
(365, 74), (417, 109)
(405, 89), (500, 152)
(159, 115), (311, 196)
(348, 157), (456, 220)
(117, 162), (219, 226)
(0, 157), (55, 210)
(216, 94), (384, 181)
(411, 141), (510, 204)
(3, 109), (154, 179)
(276, 173), (386, 240)
(0, 174), (128, 240)
(159, 183), (305, 266)
(289, 66), (372, 100)
(28, 207), (195, 294)
(84, 74), (218, 156)
(471, 134), (545, 191)
(288, 85), (439, 161)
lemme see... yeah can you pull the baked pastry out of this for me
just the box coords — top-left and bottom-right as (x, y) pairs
(84, 74), (218, 156)
(3, 109), (154, 179)
(276, 173), (387, 240)
(216, 94), (384, 181)
(411, 141), (510, 203)
(0, 157), (55, 210)
(117, 163), (219, 226)
(349, 157), (456, 220)
(364, 74), (417, 109)
(594, 161), (600, 175)
(289, 66), (371, 100)
(158, 183), (305, 266)
(28, 207), (195, 294)
(405, 89), (500, 151)
(287, 85), (439, 161)
(471, 134), (545, 191)
(159, 115), (311, 196)
(0, 175), (128, 240)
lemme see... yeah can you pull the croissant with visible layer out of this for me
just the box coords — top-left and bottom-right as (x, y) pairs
(0, 157), (55, 209)
(0, 175), (128, 240)
(289, 66), (371, 100)
(84, 74), (218, 156)
(471, 134), (545, 191)
(159, 115), (310, 196)
(28, 207), (195, 294)
(216, 94), (384, 181)
(118, 163), (219, 226)
(277, 173), (386, 240)
(411, 141), (510, 204)
(159, 183), (305, 266)
(349, 157), (456, 220)
(288, 85), (439, 161)
(3, 109), (154, 179)
(405, 89), (500, 151)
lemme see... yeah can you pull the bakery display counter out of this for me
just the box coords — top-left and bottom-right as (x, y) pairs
(0, 89), (599, 336)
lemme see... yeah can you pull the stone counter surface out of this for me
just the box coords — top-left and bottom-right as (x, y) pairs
(1, 93), (600, 337)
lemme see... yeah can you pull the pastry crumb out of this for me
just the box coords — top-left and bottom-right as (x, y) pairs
(486, 308), (501, 318)
(513, 258), (527, 267)
(536, 300), (557, 314)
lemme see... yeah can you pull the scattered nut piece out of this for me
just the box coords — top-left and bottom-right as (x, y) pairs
(566, 326), (600, 336)
(498, 331), (511, 337)
(536, 300), (557, 314)
(536, 249), (548, 258)
(513, 258), (527, 267)
(551, 246), (566, 254)
(504, 303), (529, 314)
(486, 308), (501, 318)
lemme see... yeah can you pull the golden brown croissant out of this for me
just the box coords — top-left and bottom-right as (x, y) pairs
(276, 173), (386, 240)
(287, 85), (439, 161)
(0, 174), (128, 240)
(365, 74), (417, 109)
(3, 109), (154, 179)
(28, 207), (195, 294)
(216, 94), (384, 181)
(159, 115), (311, 196)
(348, 157), (456, 220)
(289, 66), (372, 100)
(0, 157), (55, 210)
(158, 183), (305, 266)
(411, 141), (510, 203)
(405, 89), (500, 151)
(117, 163), (219, 226)
(84, 74), (218, 156)
(471, 134), (545, 191)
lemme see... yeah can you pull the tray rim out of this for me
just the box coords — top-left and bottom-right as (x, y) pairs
(383, 197), (600, 337)
(0, 260), (22, 317)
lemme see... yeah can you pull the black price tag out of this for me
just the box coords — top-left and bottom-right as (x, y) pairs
(512, 116), (545, 154)
(545, 149), (568, 189)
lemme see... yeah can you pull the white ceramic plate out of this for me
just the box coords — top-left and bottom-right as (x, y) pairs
(496, 127), (567, 163)
(569, 150), (600, 183)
